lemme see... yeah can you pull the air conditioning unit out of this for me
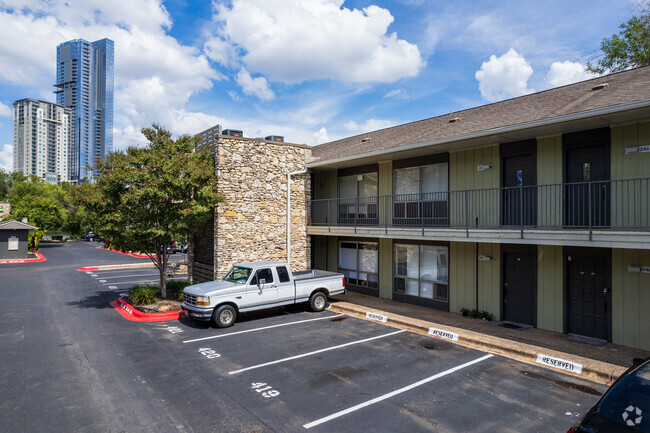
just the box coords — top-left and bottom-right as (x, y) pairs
(265, 135), (284, 142)
(222, 129), (243, 137)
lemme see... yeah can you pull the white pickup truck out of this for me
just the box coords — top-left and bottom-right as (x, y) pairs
(182, 261), (346, 327)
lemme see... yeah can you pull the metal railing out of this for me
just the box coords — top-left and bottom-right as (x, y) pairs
(309, 178), (650, 237)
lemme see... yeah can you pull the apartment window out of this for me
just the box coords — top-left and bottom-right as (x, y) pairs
(394, 243), (448, 302)
(338, 165), (378, 225)
(339, 241), (378, 293)
(393, 160), (448, 226)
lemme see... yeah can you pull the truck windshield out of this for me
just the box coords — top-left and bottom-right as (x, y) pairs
(223, 266), (252, 284)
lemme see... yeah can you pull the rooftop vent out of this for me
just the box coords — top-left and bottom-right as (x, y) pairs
(591, 83), (610, 91)
(222, 129), (243, 137)
(361, 137), (372, 142)
(265, 135), (284, 142)
(448, 117), (462, 123)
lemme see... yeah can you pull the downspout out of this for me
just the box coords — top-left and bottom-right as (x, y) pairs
(287, 169), (308, 265)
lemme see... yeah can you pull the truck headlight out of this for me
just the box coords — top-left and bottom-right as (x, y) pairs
(196, 296), (210, 306)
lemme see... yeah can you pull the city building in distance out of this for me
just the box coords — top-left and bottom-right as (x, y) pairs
(54, 38), (114, 183)
(12, 98), (71, 183)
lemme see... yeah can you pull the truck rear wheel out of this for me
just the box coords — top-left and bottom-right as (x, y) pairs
(309, 292), (327, 312)
(212, 305), (237, 328)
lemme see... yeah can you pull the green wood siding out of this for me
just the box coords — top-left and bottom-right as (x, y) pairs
(611, 123), (650, 228)
(378, 238), (393, 299)
(537, 136), (563, 227)
(611, 122), (650, 180)
(450, 146), (500, 226)
(327, 236), (338, 273)
(612, 248), (650, 350)
(537, 245), (563, 332)
(378, 161), (392, 225)
(450, 242), (477, 312)
(478, 243), (500, 318)
(312, 235), (328, 271)
(312, 169), (337, 199)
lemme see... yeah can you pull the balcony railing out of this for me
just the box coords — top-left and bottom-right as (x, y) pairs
(310, 178), (650, 236)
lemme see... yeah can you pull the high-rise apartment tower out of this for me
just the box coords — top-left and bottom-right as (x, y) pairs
(13, 99), (71, 183)
(54, 38), (114, 182)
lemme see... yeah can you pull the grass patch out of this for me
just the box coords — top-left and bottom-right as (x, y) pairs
(127, 285), (159, 305)
(126, 280), (191, 305)
(166, 280), (191, 301)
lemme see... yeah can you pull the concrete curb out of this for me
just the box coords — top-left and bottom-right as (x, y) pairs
(110, 297), (186, 322)
(330, 301), (626, 385)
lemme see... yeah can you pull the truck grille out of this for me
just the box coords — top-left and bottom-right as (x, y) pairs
(183, 293), (197, 306)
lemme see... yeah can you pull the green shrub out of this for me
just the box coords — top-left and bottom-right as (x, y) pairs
(460, 307), (493, 321)
(127, 285), (159, 305)
(166, 280), (191, 301)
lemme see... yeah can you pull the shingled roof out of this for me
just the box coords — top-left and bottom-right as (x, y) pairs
(311, 66), (650, 163)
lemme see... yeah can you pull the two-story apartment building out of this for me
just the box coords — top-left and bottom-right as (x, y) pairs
(308, 66), (650, 351)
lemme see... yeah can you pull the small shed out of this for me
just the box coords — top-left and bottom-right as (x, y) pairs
(0, 220), (37, 260)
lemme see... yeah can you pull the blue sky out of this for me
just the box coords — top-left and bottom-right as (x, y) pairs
(0, 0), (640, 171)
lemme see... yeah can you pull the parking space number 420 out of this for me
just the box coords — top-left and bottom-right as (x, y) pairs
(198, 348), (220, 359)
(251, 382), (280, 398)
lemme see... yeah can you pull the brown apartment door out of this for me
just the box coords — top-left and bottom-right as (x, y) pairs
(567, 252), (611, 341)
(502, 245), (537, 326)
(564, 129), (610, 227)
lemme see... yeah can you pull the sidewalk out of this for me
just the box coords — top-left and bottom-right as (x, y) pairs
(329, 291), (650, 385)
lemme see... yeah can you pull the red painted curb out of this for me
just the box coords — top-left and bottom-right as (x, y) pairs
(77, 266), (100, 271)
(0, 251), (46, 264)
(102, 247), (150, 258)
(110, 297), (186, 322)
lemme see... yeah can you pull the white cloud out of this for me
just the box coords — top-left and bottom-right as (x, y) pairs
(545, 61), (599, 88)
(235, 68), (275, 101)
(0, 102), (10, 117)
(383, 89), (408, 99)
(0, 1), (222, 150)
(227, 90), (241, 102)
(0, 144), (12, 172)
(344, 118), (396, 133)
(314, 127), (330, 144)
(475, 48), (534, 102)
(209, 0), (424, 84)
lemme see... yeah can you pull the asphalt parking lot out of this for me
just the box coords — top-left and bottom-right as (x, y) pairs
(84, 265), (188, 296)
(83, 265), (607, 433)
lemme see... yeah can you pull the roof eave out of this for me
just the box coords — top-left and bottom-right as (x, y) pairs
(307, 99), (650, 168)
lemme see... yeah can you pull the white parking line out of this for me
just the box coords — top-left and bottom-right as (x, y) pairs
(303, 354), (494, 429)
(101, 276), (187, 285)
(94, 273), (161, 279)
(228, 329), (407, 375)
(182, 314), (346, 344)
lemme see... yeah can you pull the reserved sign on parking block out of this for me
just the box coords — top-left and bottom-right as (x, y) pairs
(536, 354), (583, 374)
(365, 312), (388, 323)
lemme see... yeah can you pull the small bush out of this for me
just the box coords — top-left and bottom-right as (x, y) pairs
(460, 307), (493, 321)
(128, 285), (159, 305)
(166, 280), (191, 301)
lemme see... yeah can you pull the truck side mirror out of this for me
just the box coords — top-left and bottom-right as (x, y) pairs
(259, 278), (266, 285)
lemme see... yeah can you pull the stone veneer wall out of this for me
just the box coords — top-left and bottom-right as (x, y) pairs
(212, 137), (311, 278)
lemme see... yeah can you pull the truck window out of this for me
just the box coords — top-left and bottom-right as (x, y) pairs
(251, 268), (274, 285)
(223, 266), (252, 284)
(277, 266), (290, 283)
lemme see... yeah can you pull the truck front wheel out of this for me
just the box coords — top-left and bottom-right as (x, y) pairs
(309, 292), (328, 312)
(212, 305), (237, 328)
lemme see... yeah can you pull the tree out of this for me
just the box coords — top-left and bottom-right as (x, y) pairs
(587, 2), (650, 74)
(77, 124), (222, 298)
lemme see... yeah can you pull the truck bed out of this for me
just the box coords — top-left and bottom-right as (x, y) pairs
(292, 269), (342, 281)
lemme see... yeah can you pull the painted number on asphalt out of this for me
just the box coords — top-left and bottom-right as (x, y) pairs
(198, 347), (221, 359)
(251, 382), (280, 399)
(167, 326), (183, 334)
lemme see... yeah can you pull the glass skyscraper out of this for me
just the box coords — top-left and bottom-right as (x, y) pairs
(54, 38), (114, 182)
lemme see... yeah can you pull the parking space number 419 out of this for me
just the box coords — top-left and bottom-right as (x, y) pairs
(251, 382), (280, 398)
